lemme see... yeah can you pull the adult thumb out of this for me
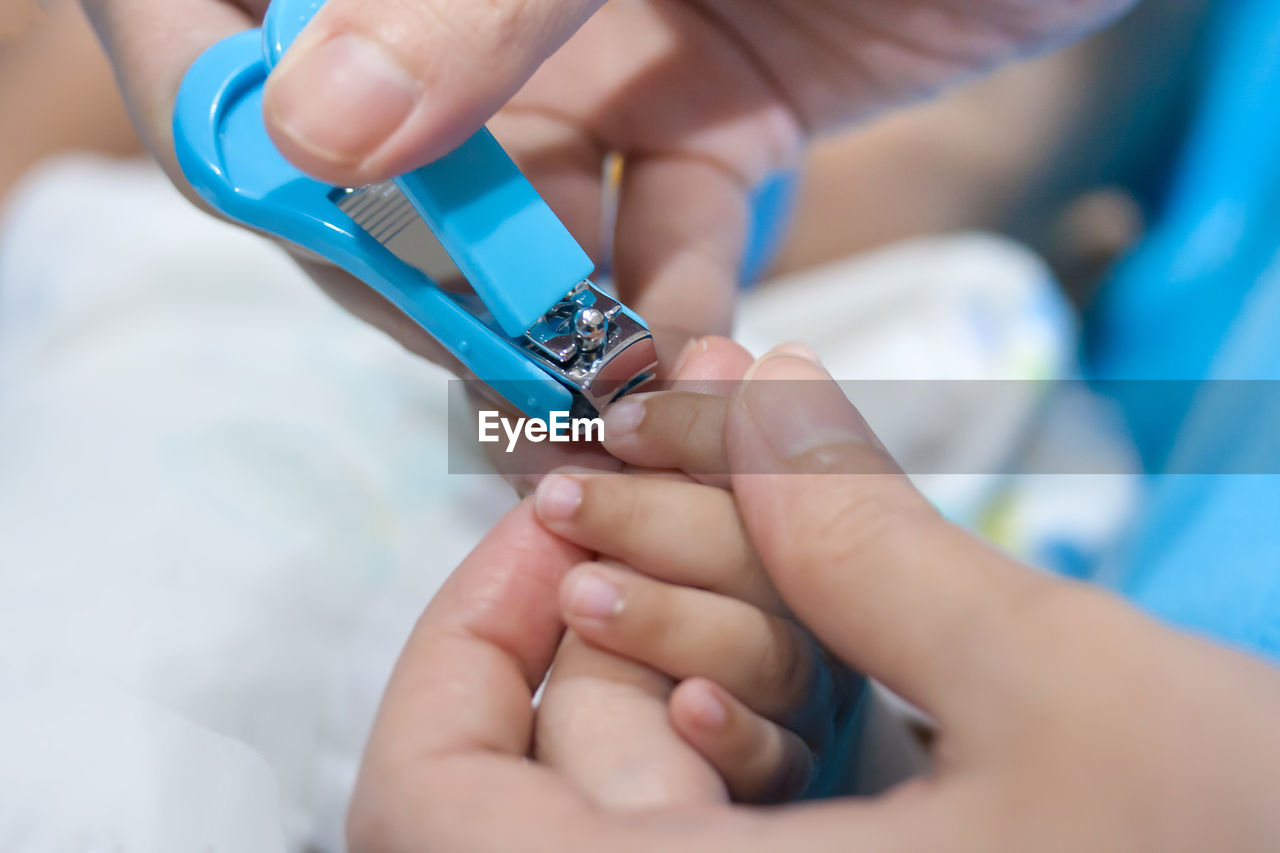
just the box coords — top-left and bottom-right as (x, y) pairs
(262, 0), (604, 185)
(725, 346), (1046, 714)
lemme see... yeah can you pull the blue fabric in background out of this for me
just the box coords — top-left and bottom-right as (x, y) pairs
(1086, 0), (1280, 659)
(741, 171), (800, 286)
(736, 1), (1280, 659)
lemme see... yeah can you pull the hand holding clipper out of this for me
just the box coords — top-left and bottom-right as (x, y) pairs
(173, 0), (657, 419)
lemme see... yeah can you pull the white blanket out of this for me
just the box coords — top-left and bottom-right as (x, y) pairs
(0, 157), (1119, 851)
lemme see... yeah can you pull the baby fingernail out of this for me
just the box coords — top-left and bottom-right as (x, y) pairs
(770, 342), (821, 363)
(535, 474), (582, 522)
(741, 352), (874, 460)
(266, 33), (419, 167)
(670, 336), (704, 376)
(688, 687), (727, 729)
(603, 398), (646, 440)
(565, 570), (622, 620)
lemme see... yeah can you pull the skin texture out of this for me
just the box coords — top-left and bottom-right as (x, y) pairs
(347, 343), (1280, 852)
(533, 470), (853, 804)
(79, 0), (1135, 355)
(526, 338), (759, 810)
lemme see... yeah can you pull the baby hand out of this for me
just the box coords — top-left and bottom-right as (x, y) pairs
(534, 466), (863, 802)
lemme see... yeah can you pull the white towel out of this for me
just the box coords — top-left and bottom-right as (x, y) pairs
(0, 156), (1132, 851)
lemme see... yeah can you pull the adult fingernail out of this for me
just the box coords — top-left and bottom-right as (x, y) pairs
(267, 33), (419, 168)
(535, 474), (582, 523)
(741, 352), (874, 460)
(564, 569), (622, 621)
(602, 398), (646, 440)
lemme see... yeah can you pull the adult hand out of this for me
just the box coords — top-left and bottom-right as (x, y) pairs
(349, 346), (1280, 852)
(80, 0), (1134, 357)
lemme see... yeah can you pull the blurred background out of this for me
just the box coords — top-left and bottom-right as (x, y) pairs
(0, 0), (1210, 292)
(6, 1), (1280, 851)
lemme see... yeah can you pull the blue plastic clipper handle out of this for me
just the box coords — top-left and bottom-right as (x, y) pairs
(173, 30), (576, 419)
(261, 0), (321, 66)
(392, 133), (595, 337)
(261, 0), (595, 337)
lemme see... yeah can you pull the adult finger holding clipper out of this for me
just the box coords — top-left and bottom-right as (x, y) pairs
(80, 0), (1135, 367)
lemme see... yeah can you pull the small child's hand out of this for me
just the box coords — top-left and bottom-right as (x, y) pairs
(534, 467), (862, 802)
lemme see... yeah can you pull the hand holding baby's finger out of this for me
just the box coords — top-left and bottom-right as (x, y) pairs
(534, 465), (862, 802)
(558, 562), (827, 728)
(535, 470), (782, 612)
(603, 392), (731, 487)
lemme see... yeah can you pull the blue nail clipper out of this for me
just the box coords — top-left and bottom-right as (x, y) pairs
(173, 0), (657, 419)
